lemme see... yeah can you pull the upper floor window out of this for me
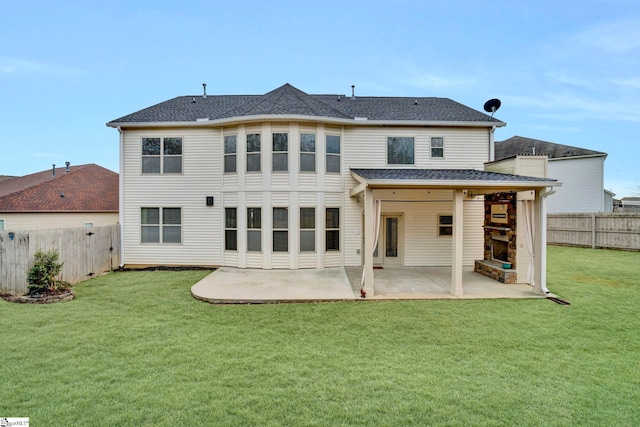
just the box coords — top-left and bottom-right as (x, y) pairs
(142, 137), (182, 174)
(246, 133), (261, 172)
(326, 135), (341, 173)
(225, 208), (237, 251)
(387, 137), (415, 165)
(0, 219), (4, 230)
(273, 207), (289, 252)
(272, 133), (288, 172)
(300, 133), (316, 172)
(247, 207), (262, 251)
(224, 135), (237, 173)
(325, 208), (340, 251)
(141, 207), (181, 244)
(431, 137), (444, 158)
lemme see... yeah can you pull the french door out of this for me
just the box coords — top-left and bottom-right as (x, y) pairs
(373, 215), (403, 266)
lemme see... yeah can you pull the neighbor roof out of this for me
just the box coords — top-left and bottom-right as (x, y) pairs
(0, 164), (118, 212)
(107, 83), (505, 127)
(495, 136), (607, 160)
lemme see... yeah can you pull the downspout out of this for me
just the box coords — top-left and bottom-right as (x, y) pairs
(538, 187), (556, 294)
(117, 126), (125, 268)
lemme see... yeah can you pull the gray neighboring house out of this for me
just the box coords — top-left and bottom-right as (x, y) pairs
(495, 136), (609, 213)
(618, 197), (640, 212)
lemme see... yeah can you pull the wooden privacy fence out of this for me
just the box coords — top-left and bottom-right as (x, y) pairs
(548, 213), (640, 250)
(0, 224), (120, 295)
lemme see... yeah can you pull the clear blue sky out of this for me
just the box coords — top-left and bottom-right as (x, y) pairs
(1, 0), (639, 196)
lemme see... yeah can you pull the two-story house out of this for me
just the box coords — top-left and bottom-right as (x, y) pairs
(107, 84), (559, 296)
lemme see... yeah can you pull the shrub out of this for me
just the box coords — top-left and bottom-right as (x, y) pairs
(27, 249), (70, 295)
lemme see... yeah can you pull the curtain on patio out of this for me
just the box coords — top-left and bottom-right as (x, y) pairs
(522, 200), (535, 285)
(361, 200), (382, 288)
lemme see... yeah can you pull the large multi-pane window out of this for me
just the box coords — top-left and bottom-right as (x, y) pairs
(300, 133), (316, 172)
(142, 137), (182, 174)
(300, 207), (315, 252)
(431, 137), (444, 158)
(246, 134), (261, 172)
(326, 135), (341, 173)
(272, 133), (288, 172)
(247, 207), (262, 251)
(225, 208), (237, 251)
(141, 207), (181, 243)
(387, 137), (415, 165)
(273, 207), (289, 252)
(325, 208), (340, 251)
(224, 135), (237, 173)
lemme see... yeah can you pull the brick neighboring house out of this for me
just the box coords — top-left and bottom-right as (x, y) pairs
(0, 163), (119, 231)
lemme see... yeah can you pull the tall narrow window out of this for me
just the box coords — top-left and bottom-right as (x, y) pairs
(273, 207), (289, 252)
(300, 207), (315, 252)
(142, 137), (182, 174)
(246, 133), (261, 172)
(326, 135), (341, 173)
(225, 208), (237, 251)
(387, 137), (415, 164)
(300, 133), (316, 172)
(0, 219), (5, 230)
(247, 207), (262, 251)
(325, 208), (340, 251)
(224, 135), (237, 173)
(141, 207), (181, 243)
(431, 137), (444, 158)
(272, 133), (288, 172)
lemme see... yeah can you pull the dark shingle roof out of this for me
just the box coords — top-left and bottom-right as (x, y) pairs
(108, 83), (503, 125)
(351, 168), (555, 183)
(0, 164), (118, 212)
(495, 136), (606, 160)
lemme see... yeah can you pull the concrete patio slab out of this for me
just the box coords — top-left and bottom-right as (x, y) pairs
(192, 266), (547, 304)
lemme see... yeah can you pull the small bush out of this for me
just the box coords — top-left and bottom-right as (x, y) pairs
(27, 249), (70, 295)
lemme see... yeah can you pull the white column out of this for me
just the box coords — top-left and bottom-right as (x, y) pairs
(533, 188), (549, 295)
(451, 189), (464, 296)
(362, 187), (375, 296)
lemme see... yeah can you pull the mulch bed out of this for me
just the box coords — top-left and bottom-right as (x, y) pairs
(1, 291), (75, 304)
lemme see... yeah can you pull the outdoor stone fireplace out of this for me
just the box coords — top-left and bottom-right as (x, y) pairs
(474, 192), (518, 284)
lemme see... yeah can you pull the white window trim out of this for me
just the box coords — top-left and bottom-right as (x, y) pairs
(430, 136), (445, 159)
(299, 207), (316, 253)
(325, 134), (341, 174)
(246, 133), (262, 173)
(141, 136), (184, 174)
(224, 134), (237, 174)
(299, 133), (316, 173)
(386, 136), (416, 166)
(140, 207), (183, 245)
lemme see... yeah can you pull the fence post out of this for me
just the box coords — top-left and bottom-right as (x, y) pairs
(591, 213), (596, 249)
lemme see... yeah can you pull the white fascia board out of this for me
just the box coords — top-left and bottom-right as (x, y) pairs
(548, 153), (607, 161)
(107, 115), (506, 129)
(362, 178), (562, 190)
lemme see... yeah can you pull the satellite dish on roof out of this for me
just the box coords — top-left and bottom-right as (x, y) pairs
(483, 98), (501, 117)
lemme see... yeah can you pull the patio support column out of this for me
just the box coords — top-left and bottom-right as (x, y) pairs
(362, 187), (375, 296)
(533, 188), (549, 295)
(451, 189), (464, 296)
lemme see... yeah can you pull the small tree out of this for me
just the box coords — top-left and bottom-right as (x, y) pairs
(27, 249), (70, 295)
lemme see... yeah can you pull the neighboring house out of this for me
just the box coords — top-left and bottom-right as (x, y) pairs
(618, 197), (640, 213)
(107, 83), (559, 296)
(0, 164), (119, 230)
(495, 136), (608, 213)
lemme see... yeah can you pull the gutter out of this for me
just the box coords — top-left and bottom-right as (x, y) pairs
(107, 115), (507, 129)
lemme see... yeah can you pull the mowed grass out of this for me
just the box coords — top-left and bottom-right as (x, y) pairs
(1, 246), (639, 426)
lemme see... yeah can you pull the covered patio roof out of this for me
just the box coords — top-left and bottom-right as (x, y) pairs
(350, 168), (559, 196)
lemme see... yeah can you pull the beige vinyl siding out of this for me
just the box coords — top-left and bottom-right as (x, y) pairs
(0, 213), (118, 231)
(344, 126), (490, 169)
(122, 128), (222, 266)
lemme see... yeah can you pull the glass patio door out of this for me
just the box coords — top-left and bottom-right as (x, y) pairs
(373, 215), (402, 266)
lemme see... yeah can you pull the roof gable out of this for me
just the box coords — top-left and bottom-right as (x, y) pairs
(0, 164), (119, 212)
(108, 83), (504, 126)
(495, 136), (606, 160)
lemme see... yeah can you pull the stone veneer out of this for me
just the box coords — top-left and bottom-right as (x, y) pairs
(474, 192), (518, 284)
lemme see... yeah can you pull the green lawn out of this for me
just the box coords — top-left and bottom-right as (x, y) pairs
(1, 246), (639, 426)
